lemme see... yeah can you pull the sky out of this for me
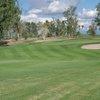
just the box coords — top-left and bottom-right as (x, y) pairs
(19, 0), (100, 27)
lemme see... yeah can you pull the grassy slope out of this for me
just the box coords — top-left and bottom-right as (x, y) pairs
(0, 38), (100, 100)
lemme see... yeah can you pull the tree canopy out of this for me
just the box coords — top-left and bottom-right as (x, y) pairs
(0, 0), (21, 39)
(95, 2), (100, 26)
(63, 6), (78, 37)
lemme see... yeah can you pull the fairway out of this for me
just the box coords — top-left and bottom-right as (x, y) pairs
(0, 39), (100, 100)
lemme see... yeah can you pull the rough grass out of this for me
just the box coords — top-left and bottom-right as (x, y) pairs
(0, 38), (100, 100)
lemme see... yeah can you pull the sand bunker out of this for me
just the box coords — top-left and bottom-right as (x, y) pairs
(81, 44), (100, 49)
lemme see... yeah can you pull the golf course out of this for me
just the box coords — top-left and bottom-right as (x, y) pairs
(0, 38), (100, 100)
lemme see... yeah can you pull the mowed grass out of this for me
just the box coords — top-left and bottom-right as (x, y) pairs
(0, 38), (100, 100)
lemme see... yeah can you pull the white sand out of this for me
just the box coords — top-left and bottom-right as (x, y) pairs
(81, 44), (100, 49)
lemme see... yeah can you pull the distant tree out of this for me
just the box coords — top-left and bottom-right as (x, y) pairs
(82, 25), (84, 29)
(44, 19), (66, 37)
(60, 21), (66, 36)
(13, 21), (22, 40)
(0, 0), (21, 40)
(55, 19), (61, 36)
(37, 21), (43, 30)
(47, 20), (56, 36)
(44, 20), (50, 28)
(87, 23), (97, 36)
(24, 22), (31, 39)
(43, 20), (52, 37)
(63, 6), (78, 38)
(30, 22), (38, 37)
(38, 27), (49, 40)
(55, 19), (65, 36)
(95, 2), (100, 27)
(78, 25), (84, 33)
(22, 22), (37, 40)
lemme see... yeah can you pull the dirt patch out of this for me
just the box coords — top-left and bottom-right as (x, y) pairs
(81, 44), (100, 50)
(34, 37), (64, 43)
(1, 38), (36, 46)
(7, 40), (24, 45)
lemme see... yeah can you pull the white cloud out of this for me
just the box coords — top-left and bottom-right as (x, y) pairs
(78, 21), (90, 27)
(39, 17), (52, 22)
(48, 0), (67, 13)
(21, 0), (96, 28)
(77, 8), (97, 28)
(47, 0), (80, 13)
(78, 8), (97, 19)
(21, 0), (81, 23)
(78, 18), (93, 29)
(26, 0), (80, 15)
(21, 13), (53, 23)
(28, 9), (42, 14)
(21, 14), (38, 22)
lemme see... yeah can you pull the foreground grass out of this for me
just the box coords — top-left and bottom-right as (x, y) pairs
(0, 38), (100, 100)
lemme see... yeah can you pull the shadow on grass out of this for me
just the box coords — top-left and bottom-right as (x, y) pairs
(0, 41), (9, 46)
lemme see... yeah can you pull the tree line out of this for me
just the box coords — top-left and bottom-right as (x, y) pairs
(0, 1), (100, 41)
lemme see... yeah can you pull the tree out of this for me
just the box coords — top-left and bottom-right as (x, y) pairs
(55, 19), (65, 36)
(43, 19), (56, 36)
(30, 22), (38, 37)
(82, 25), (84, 29)
(95, 2), (100, 27)
(63, 6), (78, 38)
(43, 20), (52, 37)
(38, 27), (49, 40)
(87, 23), (97, 36)
(22, 22), (33, 40)
(0, 0), (21, 40)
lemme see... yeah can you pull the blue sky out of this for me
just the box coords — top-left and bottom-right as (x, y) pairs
(78, 0), (100, 10)
(20, 0), (100, 27)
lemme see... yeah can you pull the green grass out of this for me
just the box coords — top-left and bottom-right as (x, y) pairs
(0, 38), (100, 100)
